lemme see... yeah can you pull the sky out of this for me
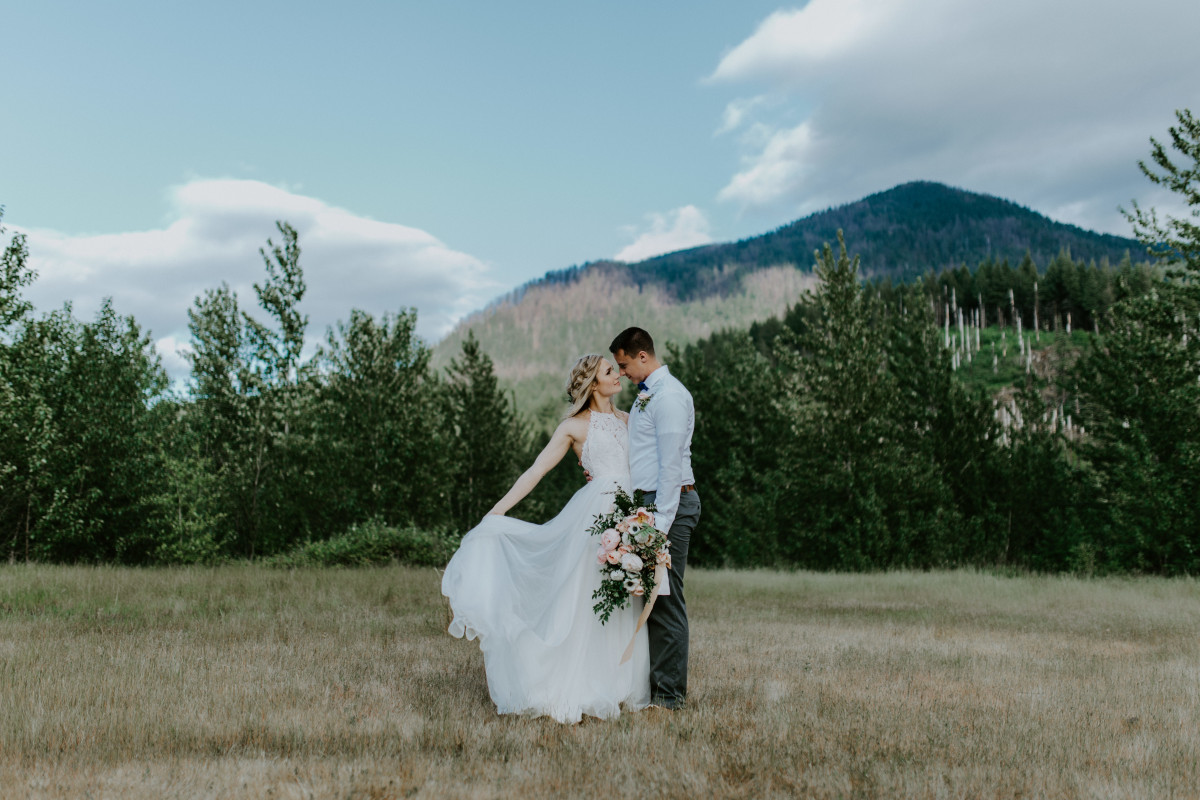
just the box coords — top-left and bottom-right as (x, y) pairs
(2, 0), (1197, 376)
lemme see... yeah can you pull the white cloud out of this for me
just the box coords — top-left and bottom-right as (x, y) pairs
(718, 121), (817, 208)
(710, 0), (1200, 235)
(716, 95), (771, 136)
(711, 1), (893, 82)
(614, 206), (714, 263)
(17, 179), (497, 377)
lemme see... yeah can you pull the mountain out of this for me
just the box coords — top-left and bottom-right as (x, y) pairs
(433, 181), (1147, 420)
(614, 181), (1145, 299)
(433, 264), (816, 420)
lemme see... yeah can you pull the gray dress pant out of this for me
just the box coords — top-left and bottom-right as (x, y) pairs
(641, 488), (700, 708)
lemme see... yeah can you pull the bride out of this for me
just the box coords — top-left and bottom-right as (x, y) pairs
(441, 354), (650, 723)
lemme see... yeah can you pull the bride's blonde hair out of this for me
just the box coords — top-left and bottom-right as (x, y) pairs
(563, 354), (605, 419)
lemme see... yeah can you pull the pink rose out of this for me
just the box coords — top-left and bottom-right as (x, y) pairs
(606, 550), (622, 565)
(597, 547), (609, 565)
(632, 585), (645, 596)
(600, 529), (621, 551)
(618, 544), (632, 554)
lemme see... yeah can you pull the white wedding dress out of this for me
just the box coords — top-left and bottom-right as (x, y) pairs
(442, 411), (650, 723)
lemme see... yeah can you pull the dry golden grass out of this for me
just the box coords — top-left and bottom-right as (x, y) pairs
(1, 565), (1198, 798)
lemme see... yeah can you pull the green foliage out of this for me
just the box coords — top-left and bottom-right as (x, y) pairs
(302, 308), (451, 533)
(771, 233), (964, 569)
(1, 295), (170, 562)
(149, 402), (229, 564)
(443, 331), (524, 530)
(900, 250), (1156, 337)
(184, 223), (310, 557)
(1072, 285), (1200, 573)
(989, 380), (1087, 571)
(1062, 107), (1200, 574)
(676, 233), (1098, 573)
(0, 209), (33, 328)
(1124, 108), (1200, 284)
(670, 333), (788, 567)
(265, 518), (459, 568)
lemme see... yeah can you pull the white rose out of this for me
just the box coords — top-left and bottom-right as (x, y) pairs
(610, 570), (625, 581)
(620, 553), (644, 573)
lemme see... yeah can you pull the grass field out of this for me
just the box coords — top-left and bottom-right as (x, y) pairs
(1, 565), (1198, 799)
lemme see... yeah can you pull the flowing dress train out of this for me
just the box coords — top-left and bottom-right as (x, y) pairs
(441, 411), (650, 723)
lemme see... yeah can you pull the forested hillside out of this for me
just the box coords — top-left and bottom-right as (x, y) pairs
(619, 181), (1144, 296)
(436, 181), (1149, 419)
(432, 265), (814, 419)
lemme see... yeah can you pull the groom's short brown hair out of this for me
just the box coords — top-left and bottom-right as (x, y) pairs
(610, 327), (655, 357)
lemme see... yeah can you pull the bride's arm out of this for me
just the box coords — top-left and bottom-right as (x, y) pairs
(486, 419), (580, 517)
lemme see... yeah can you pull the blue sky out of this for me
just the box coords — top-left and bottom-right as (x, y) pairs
(2, 0), (1198, 374)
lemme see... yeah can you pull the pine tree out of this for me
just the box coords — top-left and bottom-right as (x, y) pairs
(1071, 108), (1200, 573)
(444, 332), (523, 531)
(773, 231), (955, 569)
(1124, 108), (1200, 286)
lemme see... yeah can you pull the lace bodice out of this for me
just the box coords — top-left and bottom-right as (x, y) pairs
(580, 412), (631, 486)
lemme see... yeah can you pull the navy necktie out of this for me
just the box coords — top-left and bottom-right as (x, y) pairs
(637, 381), (648, 392)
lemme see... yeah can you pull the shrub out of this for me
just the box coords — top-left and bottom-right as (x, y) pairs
(266, 519), (459, 568)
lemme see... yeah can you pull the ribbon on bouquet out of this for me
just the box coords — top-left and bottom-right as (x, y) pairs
(619, 562), (668, 665)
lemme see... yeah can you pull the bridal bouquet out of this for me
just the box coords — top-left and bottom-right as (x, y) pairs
(589, 488), (671, 624)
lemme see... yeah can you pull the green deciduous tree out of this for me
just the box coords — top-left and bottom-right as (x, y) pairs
(3, 214), (171, 563)
(3, 302), (169, 562)
(305, 308), (451, 532)
(185, 221), (307, 557)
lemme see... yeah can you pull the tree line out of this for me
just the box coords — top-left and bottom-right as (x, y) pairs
(0, 218), (534, 563)
(2, 109), (1197, 573)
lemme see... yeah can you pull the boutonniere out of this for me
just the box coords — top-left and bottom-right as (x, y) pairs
(635, 391), (653, 411)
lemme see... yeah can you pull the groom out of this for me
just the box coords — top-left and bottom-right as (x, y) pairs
(610, 327), (699, 710)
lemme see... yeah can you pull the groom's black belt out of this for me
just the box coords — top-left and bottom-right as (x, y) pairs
(639, 485), (696, 494)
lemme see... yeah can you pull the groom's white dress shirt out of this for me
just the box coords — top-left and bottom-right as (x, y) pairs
(628, 364), (695, 533)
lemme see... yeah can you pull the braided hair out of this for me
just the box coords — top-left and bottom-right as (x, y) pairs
(562, 354), (605, 420)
